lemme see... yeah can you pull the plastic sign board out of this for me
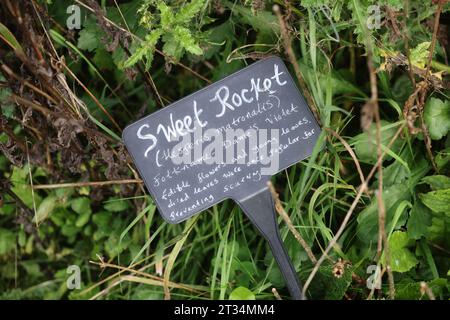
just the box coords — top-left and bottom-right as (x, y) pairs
(123, 56), (321, 299)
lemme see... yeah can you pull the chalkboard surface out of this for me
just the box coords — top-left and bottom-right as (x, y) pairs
(123, 56), (321, 224)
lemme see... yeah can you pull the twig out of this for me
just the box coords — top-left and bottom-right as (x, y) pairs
(363, 15), (395, 299)
(369, 56), (395, 301)
(302, 123), (406, 297)
(89, 259), (203, 294)
(1, 64), (58, 105)
(273, 4), (321, 126)
(420, 0), (445, 173)
(32, 179), (143, 189)
(268, 181), (317, 264)
(325, 128), (366, 189)
(272, 288), (282, 300)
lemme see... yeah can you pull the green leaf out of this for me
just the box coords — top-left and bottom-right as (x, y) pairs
(353, 121), (403, 164)
(158, 1), (175, 28)
(224, 1), (279, 37)
(396, 278), (447, 299)
(104, 198), (129, 212)
(75, 209), (91, 228)
(175, 0), (205, 24)
(229, 286), (255, 300)
(34, 196), (58, 224)
(357, 183), (411, 243)
(162, 33), (184, 60)
(10, 166), (42, 209)
(20, 261), (42, 278)
(421, 175), (450, 191)
(407, 200), (432, 240)
(410, 42), (430, 69)
(77, 19), (102, 52)
(71, 197), (92, 215)
(92, 211), (113, 229)
(0, 22), (24, 55)
(423, 98), (450, 140)
(428, 216), (449, 242)
(124, 30), (162, 70)
(420, 189), (450, 214)
(173, 26), (203, 55)
(0, 228), (16, 256)
(385, 231), (418, 273)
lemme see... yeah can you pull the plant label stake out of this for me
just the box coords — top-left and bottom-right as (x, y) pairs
(123, 56), (321, 300)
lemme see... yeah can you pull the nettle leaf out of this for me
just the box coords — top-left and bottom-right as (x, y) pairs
(173, 26), (203, 55)
(420, 189), (450, 214)
(162, 34), (183, 60)
(158, 1), (175, 28)
(124, 30), (162, 70)
(123, 44), (148, 69)
(224, 1), (279, 37)
(175, 0), (205, 24)
(229, 286), (255, 300)
(424, 98), (450, 140)
(410, 42), (430, 69)
(385, 231), (418, 273)
(421, 175), (450, 191)
(407, 200), (432, 240)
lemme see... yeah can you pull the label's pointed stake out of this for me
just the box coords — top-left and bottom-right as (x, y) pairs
(236, 188), (305, 300)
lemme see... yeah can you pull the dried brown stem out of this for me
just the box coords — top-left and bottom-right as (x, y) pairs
(302, 123), (406, 297)
(32, 179), (143, 190)
(325, 128), (366, 189)
(273, 4), (321, 126)
(268, 181), (317, 264)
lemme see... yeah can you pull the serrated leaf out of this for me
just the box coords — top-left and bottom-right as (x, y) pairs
(173, 26), (202, 55)
(424, 98), (450, 140)
(158, 1), (175, 28)
(175, 0), (205, 24)
(162, 33), (183, 60)
(410, 42), (430, 69)
(124, 30), (162, 70)
(123, 44), (148, 69)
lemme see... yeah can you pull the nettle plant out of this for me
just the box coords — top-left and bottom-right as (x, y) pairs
(124, 0), (209, 70)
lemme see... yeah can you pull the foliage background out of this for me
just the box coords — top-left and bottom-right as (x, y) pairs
(0, 0), (449, 300)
